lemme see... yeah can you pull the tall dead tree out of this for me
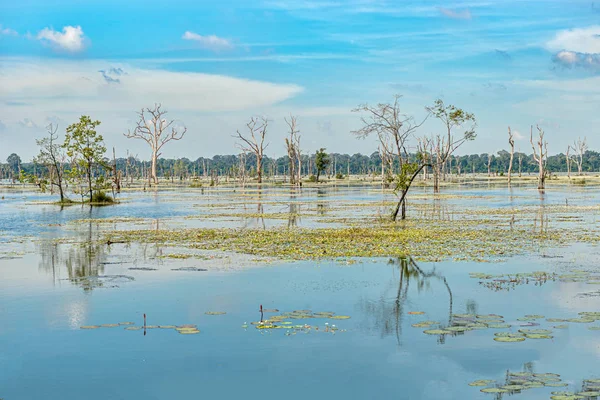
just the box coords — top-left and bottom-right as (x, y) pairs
(35, 123), (67, 202)
(235, 116), (269, 184)
(124, 104), (187, 185)
(426, 99), (476, 193)
(566, 145), (572, 179)
(574, 137), (587, 175)
(352, 95), (429, 220)
(487, 154), (492, 177)
(530, 125), (548, 190)
(284, 115), (301, 185)
(518, 149), (523, 177)
(507, 127), (515, 185)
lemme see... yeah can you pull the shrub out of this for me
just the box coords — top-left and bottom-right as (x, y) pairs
(91, 191), (114, 204)
(335, 172), (344, 179)
(307, 175), (318, 183)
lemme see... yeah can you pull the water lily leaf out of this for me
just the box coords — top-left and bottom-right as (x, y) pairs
(262, 309), (279, 313)
(445, 326), (471, 332)
(423, 329), (451, 335)
(408, 311), (425, 315)
(118, 322), (135, 325)
(329, 315), (351, 320)
(100, 323), (119, 328)
(178, 329), (200, 335)
(80, 325), (100, 329)
(468, 380), (495, 387)
(481, 388), (509, 393)
(158, 325), (176, 329)
(518, 329), (552, 335)
(525, 334), (553, 339)
(494, 336), (526, 342)
(501, 385), (525, 391)
(487, 323), (511, 329)
(554, 325), (569, 329)
(124, 326), (143, 331)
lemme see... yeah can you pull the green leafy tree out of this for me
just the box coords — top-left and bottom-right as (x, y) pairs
(315, 148), (330, 182)
(64, 116), (109, 203)
(6, 153), (21, 180)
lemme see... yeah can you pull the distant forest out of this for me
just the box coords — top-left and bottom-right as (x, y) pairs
(2, 149), (600, 181)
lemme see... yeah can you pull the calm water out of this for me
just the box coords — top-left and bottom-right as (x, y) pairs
(1, 185), (599, 400)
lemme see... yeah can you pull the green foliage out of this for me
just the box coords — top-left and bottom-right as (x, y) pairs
(393, 162), (420, 194)
(90, 191), (114, 204)
(315, 148), (330, 182)
(307, 175), (318, 183)
(6, 153), (21, 174)
(64, 116), (109, 202)
(335, 172), (344, 179)
(427, 98), (477, 142)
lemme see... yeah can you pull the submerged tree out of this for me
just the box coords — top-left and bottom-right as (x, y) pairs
(35, 124), (68, 202)
(64, 116), (109, 203)
(284, 115), (301, 185)
(235, 116), (269, 183)
(530, 125), (548, 190)
(574, 136), (587, 176)
(315, 148), (330, 183)
(124, 104), (187, 185)
(352, 95), (429, 220)
(507, 127), (515, 185)
(426, 99), (476, 192)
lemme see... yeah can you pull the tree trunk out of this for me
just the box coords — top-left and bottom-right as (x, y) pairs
(151, 149), (158, 185)
(538, 158), (545, 190)
(392, 164), (430, 221)
(87, 162), (93, 203)
(508, 153), (514, 185)
(257, 156), (263, 183)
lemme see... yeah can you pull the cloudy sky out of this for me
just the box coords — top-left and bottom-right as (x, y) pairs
(1, 0), (599, 161)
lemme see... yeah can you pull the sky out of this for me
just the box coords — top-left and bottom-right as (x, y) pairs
(1, 0), (600, 161)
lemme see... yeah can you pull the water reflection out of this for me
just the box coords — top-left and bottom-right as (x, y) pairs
(358, 256), (454, 346)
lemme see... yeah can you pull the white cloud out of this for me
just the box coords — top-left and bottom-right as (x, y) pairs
(553, 50), (600, 71)
(37, 26), (87, 52)
(18, 118), (38, 129)
(0, 25), (18, 36)
(513, 130), (524, 140)
(547, 26), (600, 54)
(182, 31), (234, 52)
(0, 58), (303, 114)
(438, 7), (472, 20)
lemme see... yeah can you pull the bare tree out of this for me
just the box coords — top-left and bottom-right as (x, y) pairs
(34, 124), (68, 202)
(487, 154), (492, 177)
(574, 136), (587, 176)
(284, 115), (301, 185)
(518, 149), (523, 177)
(530, 125), (548, 190)
(507, 127), (515, 185)
(235, 117), (269, 184)
(566, 145), (572, 179)
(426, 99), (476, 192)
(352, 95), (429, 220)
(124, 104), (187, 185)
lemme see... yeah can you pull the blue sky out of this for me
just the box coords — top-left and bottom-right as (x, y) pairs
(1, 0), (600, 161)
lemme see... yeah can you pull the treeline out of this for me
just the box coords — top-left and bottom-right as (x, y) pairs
(3, 149), (600, 181)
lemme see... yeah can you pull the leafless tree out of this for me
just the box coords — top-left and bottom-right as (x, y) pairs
(507, 126), (515, 185)
(352, 95), (429, 220)
(574, 136), (587, 175)
(518, 149), (523, 177)
(124, 104), (187, 185)
(284, 115), (301, 185)
(235, 116), (269, 184)
(530, 125), (548, 190)
(487, 154), (492, 177)
(566, 145), (572, 179)
(35, 123), (68, 202)
(426, 99), (476, 192)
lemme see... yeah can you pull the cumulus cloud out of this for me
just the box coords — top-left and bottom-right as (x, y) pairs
(37, 25), (87, 52)
(547, 26), (600, 54)
(182, 31), (234, 52)
(547, 26), (600, 72)
(513, 130), (524, 140)
(0, 25), (18, 36)
(438, 7), (471, 20)
(553, 50), (600, 71)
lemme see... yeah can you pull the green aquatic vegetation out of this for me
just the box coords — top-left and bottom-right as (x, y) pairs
(469, 380), (495, 387)
(554, 325), (569, 329)
(80, 325), (100, 329)
(423, 329), (452, 335)
(494, 336), (526, 342)
(518, 329), (552, 335)
(524, 333), (553, 339)
(100, 323), (119, 328)
(480, 388), (509, 393)
(329, 315), (351, 320)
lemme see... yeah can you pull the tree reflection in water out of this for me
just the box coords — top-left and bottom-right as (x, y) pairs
(358, 256), (453, 346)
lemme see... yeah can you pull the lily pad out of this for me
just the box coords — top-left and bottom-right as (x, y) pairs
(481, 388), (509, 393)
(494, 336), (526, 342)
(408, 311), (425, 315)
(469, 380), (495, 386)
(329, 315), (351, 320)
(80, 325), (100, 329)
(423, 329), (451, 335)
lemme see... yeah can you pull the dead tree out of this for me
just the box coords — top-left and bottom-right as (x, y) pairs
(518, 149), (523, 177)
(426, 99), (476, 192)
(352, 95), (429, 220)
(235, 117), (269, 184)
(574, 137), (587, 176)
(35, 123), (67, 202)
(487, 154), (492, 177)
(284, 115), (301, 185)
(124, 104), (187, 185)
(530, 125), (548, 190)
(507, 127), (515, 185)
(566, 145), (572, 179)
